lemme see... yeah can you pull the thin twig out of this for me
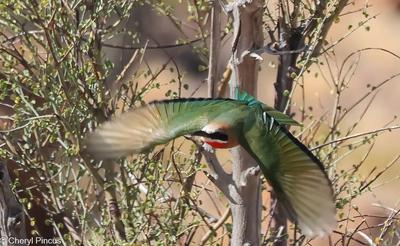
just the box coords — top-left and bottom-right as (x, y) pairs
(101, 37), (204, 50)
(200, 208), (231, 245)
(311, 125), (400, 151)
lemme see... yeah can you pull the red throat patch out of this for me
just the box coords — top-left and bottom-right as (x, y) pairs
(205, 141), (229, 149)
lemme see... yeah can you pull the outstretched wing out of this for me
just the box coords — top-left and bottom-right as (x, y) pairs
(242, 113), (336, 237)
(85, 99), (246, 159)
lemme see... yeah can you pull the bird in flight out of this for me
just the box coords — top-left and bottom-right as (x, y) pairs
(85, 91), (336, 238)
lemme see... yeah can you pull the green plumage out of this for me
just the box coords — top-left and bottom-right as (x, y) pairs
(85, 93), (336, 237)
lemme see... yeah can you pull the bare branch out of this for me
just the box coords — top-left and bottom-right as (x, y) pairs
(311, 125), (400, 151)
(207, 1), (222, 97)
(200, 208), (231, 245)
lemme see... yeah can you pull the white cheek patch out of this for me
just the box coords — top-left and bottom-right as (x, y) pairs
(201, 124), (218, 134)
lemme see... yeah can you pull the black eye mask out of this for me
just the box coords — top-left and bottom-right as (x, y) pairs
(192, 131), (229, 141)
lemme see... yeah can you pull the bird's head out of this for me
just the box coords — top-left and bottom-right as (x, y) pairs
(194, 122), (239, 149)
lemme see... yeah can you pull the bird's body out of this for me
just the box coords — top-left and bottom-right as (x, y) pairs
(85, 92), (336, 237)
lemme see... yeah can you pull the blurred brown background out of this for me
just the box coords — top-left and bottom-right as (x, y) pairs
(111, 0), (400, 243)
(2, 0), (400, 244)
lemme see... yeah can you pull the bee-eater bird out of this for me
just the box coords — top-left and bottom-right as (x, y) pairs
(85, 91), (336, 237)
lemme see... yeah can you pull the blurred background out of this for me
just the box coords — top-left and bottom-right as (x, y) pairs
(107, 0), (400, 207)
(103, 0), (400, 243)
(1, 0), (400, 244)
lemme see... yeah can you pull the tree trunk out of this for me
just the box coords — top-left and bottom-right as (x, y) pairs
(0, 162), (26, 246)
(204, 1), (264, 244)
(229, 0), (264, 245)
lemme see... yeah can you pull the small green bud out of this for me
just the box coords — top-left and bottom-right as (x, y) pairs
(283, 90), (290, 97)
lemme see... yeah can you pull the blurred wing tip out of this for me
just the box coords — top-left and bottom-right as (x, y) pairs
(299, 213), (337, 238)
(84, 132), (130, 160)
